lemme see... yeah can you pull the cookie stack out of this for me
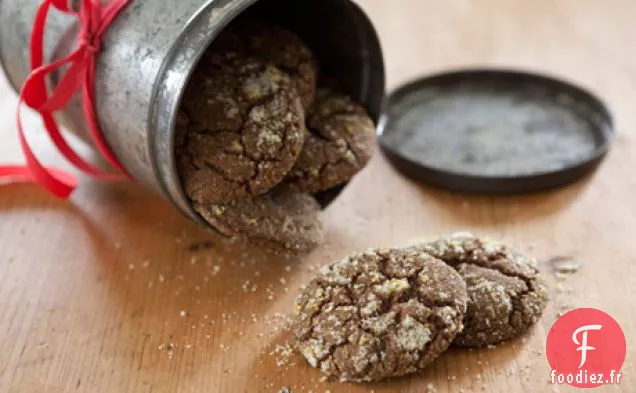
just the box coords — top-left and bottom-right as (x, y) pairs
(176, 21), (375, 252)
(292, 234), (549, 382)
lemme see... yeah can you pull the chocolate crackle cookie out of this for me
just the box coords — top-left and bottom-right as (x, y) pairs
(195, 189), (323, 252)
(417, 234), (549, 347)
(292, 248), (468, 382)
(282, 89), (376, 193)
(177, 53), (305, 205)
(237, 21), (318, 111)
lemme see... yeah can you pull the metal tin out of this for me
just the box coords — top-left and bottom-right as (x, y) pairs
(0, 0), (385, 225)
(377, 69), (613, 194)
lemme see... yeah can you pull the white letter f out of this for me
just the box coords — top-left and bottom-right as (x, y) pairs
(572, 324), (602, 368)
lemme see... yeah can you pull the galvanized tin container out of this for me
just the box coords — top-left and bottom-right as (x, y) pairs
(0, 0), (385, 226)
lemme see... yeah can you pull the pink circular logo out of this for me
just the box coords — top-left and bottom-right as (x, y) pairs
(546, 308), (626, 388)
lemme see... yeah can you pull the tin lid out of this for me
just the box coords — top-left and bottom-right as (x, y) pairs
(377, 69), (614, 194)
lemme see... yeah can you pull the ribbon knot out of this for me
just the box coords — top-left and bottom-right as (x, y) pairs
(80, 34), (101, 53)
(0, 0), (132, 198)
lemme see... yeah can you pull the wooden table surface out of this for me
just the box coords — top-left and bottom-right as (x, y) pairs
(1, 0), (634, 392)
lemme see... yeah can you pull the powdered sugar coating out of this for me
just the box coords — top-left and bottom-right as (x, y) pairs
(195, 189), (323, 252)
(293, 248), (468, 382)
(417, 234), (549, 346)
(177, 52), (305, 205)
(282, 89), (376, 193)
(237, 22), (318, 111)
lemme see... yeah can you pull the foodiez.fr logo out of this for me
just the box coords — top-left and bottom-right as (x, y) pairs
(546, 308), (626, 388)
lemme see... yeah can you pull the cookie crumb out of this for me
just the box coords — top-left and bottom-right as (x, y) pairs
(271, 343), (295, 369)
(158, 342), (175, 360)
(187, 241), (215, 252)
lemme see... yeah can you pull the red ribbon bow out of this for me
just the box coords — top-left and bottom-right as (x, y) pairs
(0, 0), (131, 198)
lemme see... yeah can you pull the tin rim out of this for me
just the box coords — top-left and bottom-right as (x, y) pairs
(148, 0), (258, 226)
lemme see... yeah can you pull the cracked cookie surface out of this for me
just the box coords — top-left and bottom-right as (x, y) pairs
(194, 189), (323, 253)
(282, 89), (376, 194)
(416, 234), (549, 347)
(292, 248), (467, 382)
(237, 22), (318, 111)
(177, 52), (305, 205)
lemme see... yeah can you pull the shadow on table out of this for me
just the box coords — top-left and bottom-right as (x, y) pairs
(3, 180), (311, 387)
(63, 180), (313, 387)
(237, 323), (528, 393)
(0, 183), (80, 210)
(412, 174), (591, 228)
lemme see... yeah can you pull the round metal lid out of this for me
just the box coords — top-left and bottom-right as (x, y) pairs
(377, 69), (614, 194)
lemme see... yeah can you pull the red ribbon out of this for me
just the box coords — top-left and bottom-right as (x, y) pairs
(0, 0), (131, 198)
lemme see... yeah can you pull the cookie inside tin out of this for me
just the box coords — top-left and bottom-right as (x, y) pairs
(170, 0), (383, 247)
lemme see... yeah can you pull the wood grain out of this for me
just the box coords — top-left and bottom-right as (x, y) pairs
(1, 0), (634, 392)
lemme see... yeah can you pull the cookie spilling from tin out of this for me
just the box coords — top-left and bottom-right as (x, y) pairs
(195, 188), (324, 253)
(175, 22), (376, 251)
